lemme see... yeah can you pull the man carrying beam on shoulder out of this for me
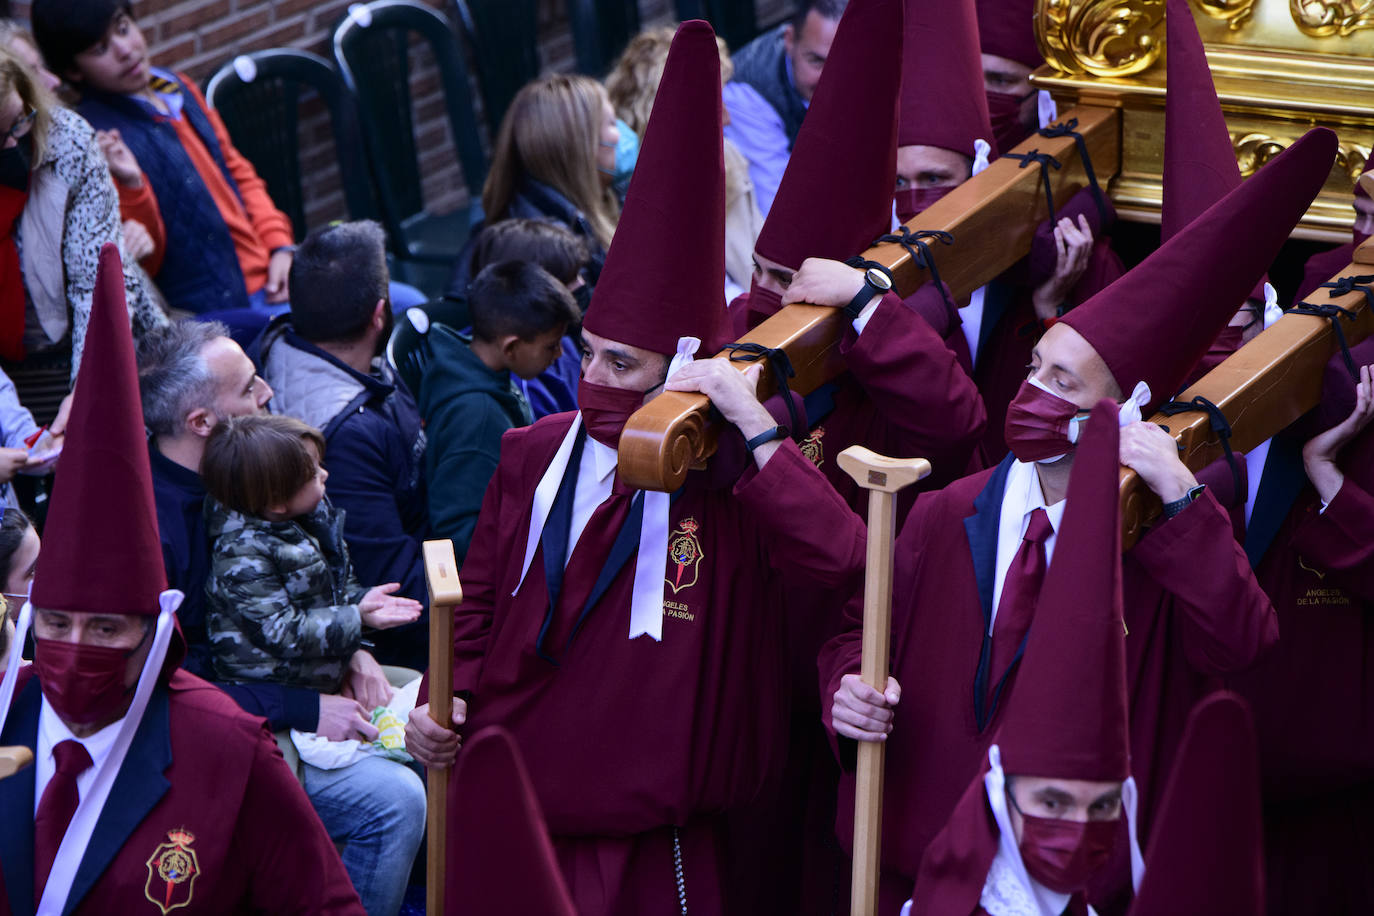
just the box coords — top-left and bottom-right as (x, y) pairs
(404, 21), (866, 916)
(820, 126), (1336, 915)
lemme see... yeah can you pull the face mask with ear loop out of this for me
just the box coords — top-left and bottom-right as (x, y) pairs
(599, 118), (640, 197)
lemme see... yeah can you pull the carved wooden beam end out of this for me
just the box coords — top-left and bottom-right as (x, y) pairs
(618, 306), (851, 492)
(1119, 262), (1374, 548)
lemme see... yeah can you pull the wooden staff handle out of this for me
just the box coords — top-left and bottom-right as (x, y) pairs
(1119, 258), (1374, 548)
(0, 745), (31, 779)
(837, 446), (932, 916)
(423, 539), (463, 916)
(617, 105), (1122, 493)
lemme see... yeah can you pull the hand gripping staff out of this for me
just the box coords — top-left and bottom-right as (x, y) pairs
(423, 539), (463, 916)
(836, 445), (931, 916)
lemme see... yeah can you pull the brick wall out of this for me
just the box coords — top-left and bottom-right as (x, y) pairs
(11, 0), (796, 233)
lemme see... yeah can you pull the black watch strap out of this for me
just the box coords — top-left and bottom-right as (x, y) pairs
(745, 425), (788, 452)
(843, 284), (881, 320)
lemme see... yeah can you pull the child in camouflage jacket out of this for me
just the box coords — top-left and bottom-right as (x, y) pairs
(201, 414), (421, 692)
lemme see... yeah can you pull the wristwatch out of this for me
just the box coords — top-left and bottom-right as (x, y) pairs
(843, 266), (893, 320)
(1162, 483), (1206, 519)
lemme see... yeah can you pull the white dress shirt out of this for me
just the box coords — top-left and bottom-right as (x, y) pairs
(565, 437), (619, 565)
(991, 460), (1067, 630)
(34, 696), (125, 816)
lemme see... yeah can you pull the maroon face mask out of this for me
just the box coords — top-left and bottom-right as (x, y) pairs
(1018, 813), (1120, 894)
(578, 377), (660, 449)
(987, 89), (1035, 156)
(895, 185), (954, 225)
(746, 280), (785, 326)
(32, 636), (142, 727)
(1354, 225), (1371, 248)
(1004, 378), (1090, 463)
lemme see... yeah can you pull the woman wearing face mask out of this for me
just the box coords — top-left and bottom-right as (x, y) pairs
(476, 75), (621, 290)
(605, 26), (764, 301)
(0, 45), (162, 427)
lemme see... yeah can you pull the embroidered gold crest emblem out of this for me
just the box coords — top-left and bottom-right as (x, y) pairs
(800, 427), (825, 467)
(144, 828), (199, 913)
(666, 517), (704, 594)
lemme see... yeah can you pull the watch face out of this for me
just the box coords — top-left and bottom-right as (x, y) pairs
(866, 267), (893, 290)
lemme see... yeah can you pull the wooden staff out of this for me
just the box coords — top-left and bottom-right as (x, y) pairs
(0, 746), (31, 779)
(617, 105), (1121, 493)
(423, 539), (463, 916)
(837, 446), (931, 916)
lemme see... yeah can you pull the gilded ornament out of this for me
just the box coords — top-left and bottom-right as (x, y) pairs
(1290, 0), (1374, 38)
(1194, 0), (1257, 29)
(1037, 0), (1166, 77)
(1232, 132), (1290, 176)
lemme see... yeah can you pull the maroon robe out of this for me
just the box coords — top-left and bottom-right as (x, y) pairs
(1295, 240), (1356, 303)
(0, 668), (363, 916)
(721, 283), (987, 913)
(430, 412), (865, 916)
(818, 456), (1277, 915)
(1225, 426), (1374, 915)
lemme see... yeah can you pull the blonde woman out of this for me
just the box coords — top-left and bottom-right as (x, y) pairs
(481, 74), (621, 283)
(607, 26), (764, 299)
(0, 45), (163, 424)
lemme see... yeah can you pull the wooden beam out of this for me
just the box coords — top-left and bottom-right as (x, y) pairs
(1120, 264), (1374, 548)
(618, 105), (1122, 492)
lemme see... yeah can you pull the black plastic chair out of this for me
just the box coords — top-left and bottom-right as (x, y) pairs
(386, 298), (472, 396)
(333, 0), (487, 267)
(675, 0), (761, 49)
(205, 49), (378, 240)
(451, 0), (539, 135)
(567, 0), (640, 77)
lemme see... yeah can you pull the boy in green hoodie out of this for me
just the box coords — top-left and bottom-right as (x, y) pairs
(421, 260), (579, 559)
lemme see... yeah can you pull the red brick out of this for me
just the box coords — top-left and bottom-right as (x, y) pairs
(196, 7), (273, 52)
(157, 0), (228, 39)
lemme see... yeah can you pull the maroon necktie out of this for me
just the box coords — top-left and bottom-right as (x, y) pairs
(34, 739), (93, 900)
(988, 507), (1054, 690)
(543, 476), (637, 652)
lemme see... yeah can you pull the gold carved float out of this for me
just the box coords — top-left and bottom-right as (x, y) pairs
(1034, 0), (1374, 240)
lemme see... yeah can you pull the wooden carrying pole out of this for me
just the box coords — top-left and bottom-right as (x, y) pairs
(423, 539), (464, 916)
(1120, 259), (1374, 547)
(836, 446), (931, 916)
(617, 105), (1121, 493)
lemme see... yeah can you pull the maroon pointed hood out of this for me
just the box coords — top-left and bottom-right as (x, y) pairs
(1127, 693), (1265, 916)
(1060, 127), (1337, 413)
(1161, 0), (1239, 241)
(446, 727), (578, 915)
(582, 20), (729, 356)
(1161, 0), (1267, 303)
(908, 756), (1002, 916)
(900, 0), (994, 158)
(754, 0), (902, 271)
(974, 0), (1043, 67)
(999, 399), (1129, 781)
(32, 244), (167, 617)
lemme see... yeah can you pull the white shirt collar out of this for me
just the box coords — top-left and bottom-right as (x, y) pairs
(588, 436), (618, 485)
(35, 696), (126, 815)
